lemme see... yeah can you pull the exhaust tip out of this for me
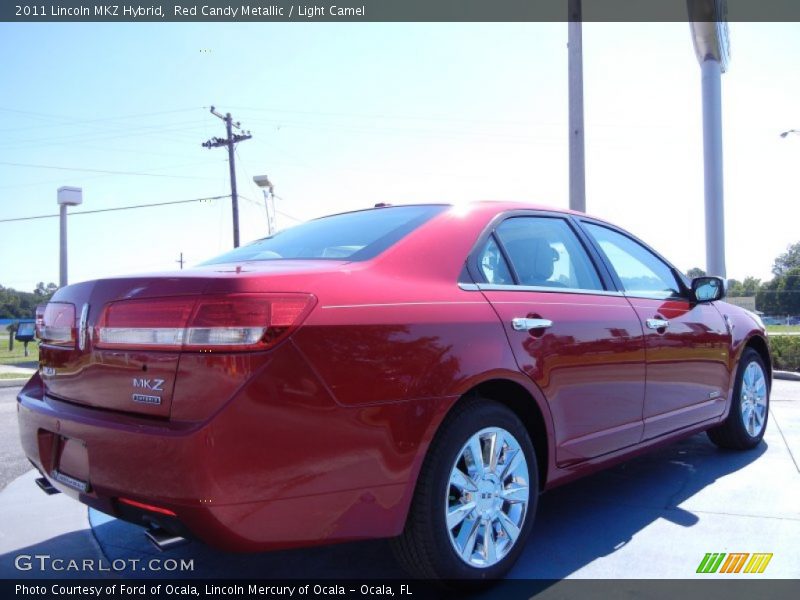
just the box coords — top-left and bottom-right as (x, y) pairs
(145, 526), (187, 551)
(35, 477), (61, 495)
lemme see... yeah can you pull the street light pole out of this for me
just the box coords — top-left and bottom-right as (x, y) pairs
(253, 175), (276, 236)
(689, 1), (730, 279)
(780, 129), (800, 138)
(568, 0), (586, 213)
(57, 186), (82, 288)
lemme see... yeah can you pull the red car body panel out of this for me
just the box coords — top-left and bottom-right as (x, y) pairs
(482, 289), (647, 464)
(16, 201), (770, 551)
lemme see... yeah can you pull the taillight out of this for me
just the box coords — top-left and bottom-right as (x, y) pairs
(39, 303), (76, 347)
(94, 293), (316, 352)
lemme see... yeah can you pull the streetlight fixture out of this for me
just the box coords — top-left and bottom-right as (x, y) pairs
(780, 129), (799, 138)
(253, 175), (275, 236)
(57, 186), (82, 288)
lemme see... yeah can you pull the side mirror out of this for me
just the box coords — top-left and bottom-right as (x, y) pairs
(692, 276), (725, 303)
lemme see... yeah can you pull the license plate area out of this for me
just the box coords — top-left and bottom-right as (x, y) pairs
(55, 435), (91, 492)
(52, 469), (91, 493)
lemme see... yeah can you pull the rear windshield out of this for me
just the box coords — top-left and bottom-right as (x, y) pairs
(203, 205), (447, 264)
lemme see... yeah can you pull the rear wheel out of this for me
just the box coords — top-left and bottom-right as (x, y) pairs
(391, 397), (537, 581)
(707, 348), (769, 450)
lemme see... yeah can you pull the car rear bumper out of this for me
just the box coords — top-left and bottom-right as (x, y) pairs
(17, 359), (452, 551)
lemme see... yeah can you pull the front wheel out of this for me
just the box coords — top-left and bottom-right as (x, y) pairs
(391, 397), (538, 580)
(707, 348), (770, 450)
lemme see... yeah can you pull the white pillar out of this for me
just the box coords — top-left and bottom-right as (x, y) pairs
(57, 186), (82, 288)
(700, 58), (726, 278)
(59, 203), (68, 287)
(568, 17), (586, 213)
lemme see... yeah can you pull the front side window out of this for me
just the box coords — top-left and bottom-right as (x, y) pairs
(203, 205), (447, 264)
(583, 223), (681, 299)
(482, 216), (604, 291)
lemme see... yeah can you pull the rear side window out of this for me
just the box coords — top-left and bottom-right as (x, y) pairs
(203, 205), (446, 264)
(479, 236), (514, 284)
(480, 216), (604, 291)
(583, 223), (681, 298)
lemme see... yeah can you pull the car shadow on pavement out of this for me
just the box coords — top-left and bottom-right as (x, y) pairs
(0, 433), (766, 581)
(0, 529), (104, 579)
(509, 433), (767, 579)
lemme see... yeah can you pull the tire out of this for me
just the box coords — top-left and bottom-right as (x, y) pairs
(391, 396), (538, 581)
(707, 348), (770, 450)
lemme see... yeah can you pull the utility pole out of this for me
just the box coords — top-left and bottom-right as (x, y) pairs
(202, 106), (252, 247)
(176, 252), (185, 270)
(568, 0), (586, 214)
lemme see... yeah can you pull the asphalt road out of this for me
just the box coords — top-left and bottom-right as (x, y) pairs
(0, 386), (30, 491)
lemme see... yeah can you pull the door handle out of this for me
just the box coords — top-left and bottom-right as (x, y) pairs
(512, 318), (553, 331)
(646, 318), (670, 330)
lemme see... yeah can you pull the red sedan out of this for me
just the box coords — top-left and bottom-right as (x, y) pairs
(18, 202), (771, 580)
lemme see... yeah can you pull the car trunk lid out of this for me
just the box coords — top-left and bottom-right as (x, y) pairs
(38, 264), (326, 418)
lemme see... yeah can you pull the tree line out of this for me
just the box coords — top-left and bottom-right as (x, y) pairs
(0, 282), (58, 319)
(687, 241), (800, 315)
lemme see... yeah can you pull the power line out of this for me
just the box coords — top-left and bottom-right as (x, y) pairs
(0, 160), (222, 180)
(238, 193), (303, 225)
(0, 106), (204, 133)
(0, 195), (229, 224)
(0, 120), (211, 151)
(226, 105), (540, 127)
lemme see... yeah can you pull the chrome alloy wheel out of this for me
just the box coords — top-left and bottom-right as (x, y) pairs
(445, 427), (530, 568)
(741, 361), (768, 437)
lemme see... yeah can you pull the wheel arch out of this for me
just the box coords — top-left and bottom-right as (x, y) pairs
(740, 334), (772, 387)
(466, 378), (551, 491)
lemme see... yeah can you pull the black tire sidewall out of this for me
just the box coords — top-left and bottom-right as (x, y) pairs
(729, 348), (770, 445)
(424, 400), (538, 580)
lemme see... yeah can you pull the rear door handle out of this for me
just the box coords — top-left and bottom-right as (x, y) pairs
(646, 318), (670, 330)
(511, 318), (553, 331)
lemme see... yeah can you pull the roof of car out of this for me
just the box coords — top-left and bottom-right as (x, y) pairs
(352, 200), (596, 219)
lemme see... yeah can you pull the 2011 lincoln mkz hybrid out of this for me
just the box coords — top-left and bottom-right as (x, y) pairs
(17, 202), (771, 580)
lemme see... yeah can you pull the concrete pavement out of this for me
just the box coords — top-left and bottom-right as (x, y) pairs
(0, 386), (33, 490)
(0, 381), (798, 580)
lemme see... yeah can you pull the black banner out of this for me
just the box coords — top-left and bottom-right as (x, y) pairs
(4, 0), (800, 23)
(4, 580), (800, 600)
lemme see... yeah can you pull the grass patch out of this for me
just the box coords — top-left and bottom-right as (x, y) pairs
(766, 325), (800, 333)
(0, 336), (39, 365)
(0, 372), (31, 380)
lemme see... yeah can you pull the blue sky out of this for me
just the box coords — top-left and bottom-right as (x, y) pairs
(1, 22), (799, 291)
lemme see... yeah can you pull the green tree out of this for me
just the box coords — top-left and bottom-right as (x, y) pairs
(757, 278), (781, 314)
(727, 279), (742, 297)
(727, 276), (761, 298)
(741, 276), (761, 296)
(687, 267), (706, 279)
(784, 267), (800, 315)
(0, 284), (47, 319)
(34, 281), (58, 297)
(772, 242), (800, 277)
(757, 268), (800, 315)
